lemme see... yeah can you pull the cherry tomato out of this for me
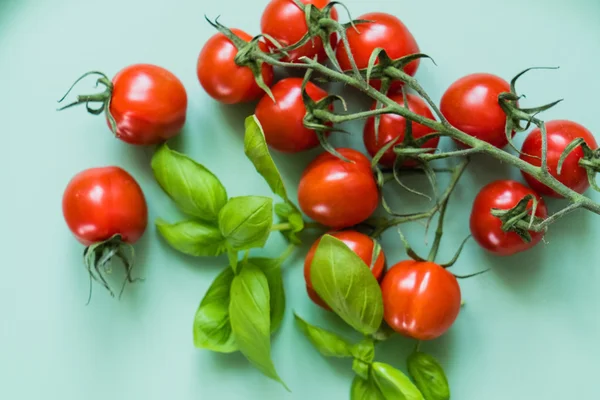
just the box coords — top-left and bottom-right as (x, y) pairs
(298, 148), (379, 229)
(255, 78), (330, 153)
(381, 260), (461, 341)
(101, 64), (187, 145)
(520, 120), (598, 197)
(62, 167), (148, 246)
(470, 180), (548, 256)
(304, 230), (386, 309)
(197, 29), (274, 104)
(440, 73), (511, 148)
(335, 12), (420, 92)
(261, 0), (338, 63)
(364, 93), (438, 168)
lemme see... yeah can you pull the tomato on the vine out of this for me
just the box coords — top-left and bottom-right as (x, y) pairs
(197, 29), (274, 104)
(304, 230), (386, 310)
(255, 78), (329, 153)
(335, 12), (420, 92)
(260, 0), (338, 63)
(440, 73), (511, 148)
(520, 120), (598, 197)
(364, 93), (438, 168)
(470, 180), (548, 256)
(62, 167), (148, 246)
(298, 148), (379, 229)
(381, 260), (461, 341)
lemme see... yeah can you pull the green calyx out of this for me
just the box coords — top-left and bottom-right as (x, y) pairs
(82, 234), (140, 303)
(559, 138), (600, 192)
(490, 194), (546, 242)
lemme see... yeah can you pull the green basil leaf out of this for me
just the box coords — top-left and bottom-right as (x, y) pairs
(294, 314), (353, 358)
(249, 258), (286, 333)
(351, 338), (375, 364)
(244, 115), (288, 200)
(274, 201), (305, 244)
(219, 196), (273, 251)
(229, 264), (287, 389)
(351, 376), (386, 400)
(275, 202), (295, 218)
(156, 219), (226, 257)
(407, 352), (450, 400)
(152, 144), (228, 221)
(310, 235), (384, 335)
(193, 267), (237, 353)
(371, 362), (424, 400)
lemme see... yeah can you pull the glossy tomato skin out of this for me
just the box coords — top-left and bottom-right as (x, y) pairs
(335, 12), (419, 92)
(109, 64), (187, 145)
(255, 78), (329, 153)
(62, 167), (148, 247)
(381, 260), (461, 341)
(520, 120), (598, 197)
(364, 93), (439, 168)
(470, 180), (548, 256)
(298, 148), (379, 229)
(261, 0), (338, 63)
(197, 29), (274, 104)
(304, 230), (386, 309)
(440, 73), (511, 148)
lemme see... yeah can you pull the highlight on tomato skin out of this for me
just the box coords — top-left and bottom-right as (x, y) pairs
(298, 148), (379, 229)
(304, 230), (386, 310)
(520, 120), (598, 198)
(380, 260), (461, 341)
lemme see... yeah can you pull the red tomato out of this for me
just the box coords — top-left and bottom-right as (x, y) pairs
(364, 93), (438, 168)
(304, 230), (386, 310)
(255, 78), (329, 153)
(197, 29), (274, 104)
(261, 0), (338, 63)
(470, 180), (548, 256)
(520, 120), (598, 197)
(298, 148), (379, 229)
(335, 12), (420, 92)
(440, 73), (511, 148)
(381, 260), (461, 341)
(108, 64), (187, 145)
(62, 167), (148, 247)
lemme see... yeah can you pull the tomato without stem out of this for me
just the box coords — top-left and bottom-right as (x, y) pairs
(261, 0), (338, 63)
(381, 260), (461, 341)
(440, 73), (511, 148)
(470, 180), (548, 256)
(298, 148), (379, 229)
(304, 230), (386, 309)
(335, 12), (420, 92)
(197, 29), (274, 104)
(520, 120), (598, 197)
(364, 93), (439, 167)
(255, 78), (329, 153)
(62, 167), (148, 246)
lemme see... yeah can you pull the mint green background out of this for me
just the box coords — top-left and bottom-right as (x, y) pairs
(1, 0), (599, 398)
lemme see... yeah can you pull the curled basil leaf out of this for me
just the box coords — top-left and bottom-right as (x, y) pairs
(351, 338), (375, 364)
(156, 219), (225, 257)
(275, 201), (305, 244)
(249, 257), (286, 333)
(193, 267), (237, 353)
(294, 314), (353, 358)
(310, 235), (384, 335)
(407, 352), (450, 400)
(218, 196), (273, 251)
(152, 144), (227, 221)
(351, 376), (386, 400)
(371, 362), (424, 400)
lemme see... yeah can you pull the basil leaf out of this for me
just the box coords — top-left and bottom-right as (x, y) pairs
(152, 144), (228, 221)
(193, 267), (237, 353)
(371, 362), (424, 400)
(244, 115), (288, 200)
(294, 314), (353, 358)
(310, 235), (384, 335)
(219, 196), (273, 251)
(229, 264), (287, 389)
(407, 352), (450, 400)
(275, 201), (305, 244)
(351, 376), (386, 400)
(275, 202), (295, 218)
(249, 258), (286, 333)
(351, 338), (375, 364)
(156, 219), (226, 257)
